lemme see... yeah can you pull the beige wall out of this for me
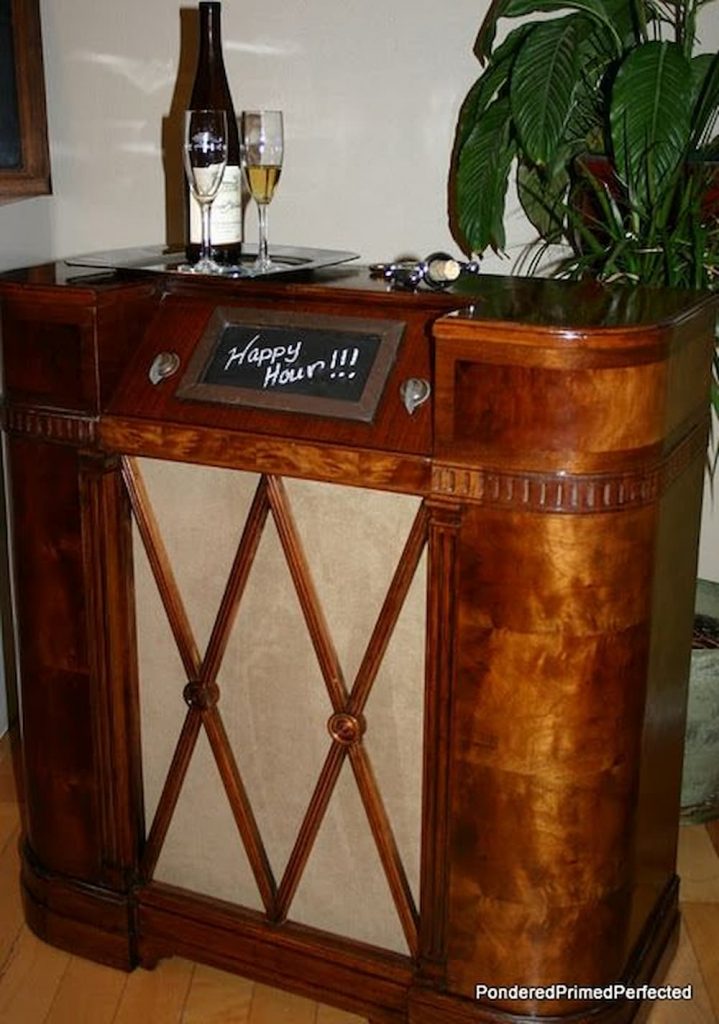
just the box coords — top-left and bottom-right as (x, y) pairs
(0, 0), (717, 584)
(3, 0), (508, 268)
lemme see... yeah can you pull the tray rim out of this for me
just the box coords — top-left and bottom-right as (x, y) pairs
(64, 243), (361, 280)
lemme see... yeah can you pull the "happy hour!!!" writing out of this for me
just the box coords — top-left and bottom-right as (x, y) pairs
(222, 331), (360, 389)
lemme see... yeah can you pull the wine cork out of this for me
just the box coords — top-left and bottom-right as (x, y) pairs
(429, 257), (461, 282)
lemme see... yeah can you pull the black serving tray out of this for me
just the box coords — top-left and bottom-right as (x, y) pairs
(64, 244), (360, 279)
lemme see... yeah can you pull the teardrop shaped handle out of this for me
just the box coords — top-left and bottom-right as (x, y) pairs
(149, 351), (181, 385)
(400, 378), (431, 416)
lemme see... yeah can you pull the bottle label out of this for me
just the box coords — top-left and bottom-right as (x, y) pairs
(190, 164), (242, 244)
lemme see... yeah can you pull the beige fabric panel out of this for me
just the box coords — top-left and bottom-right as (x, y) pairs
(135, 459), (426, 954)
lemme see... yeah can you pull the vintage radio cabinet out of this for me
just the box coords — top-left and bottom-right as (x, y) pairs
(0, 260), (715, 1023)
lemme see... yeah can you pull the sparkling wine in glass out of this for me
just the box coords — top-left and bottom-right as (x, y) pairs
(182, 108), (228, 274)
(241, 110), (284, 273)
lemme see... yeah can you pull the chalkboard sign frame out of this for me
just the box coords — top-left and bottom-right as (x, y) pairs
(176, 306), (406, 422)
(0, 0), (51, 201)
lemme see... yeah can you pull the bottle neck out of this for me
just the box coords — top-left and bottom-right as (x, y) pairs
(197, 2), (222, 68)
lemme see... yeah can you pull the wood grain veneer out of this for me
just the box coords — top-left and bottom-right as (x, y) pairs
(0, 261), (715, 1023)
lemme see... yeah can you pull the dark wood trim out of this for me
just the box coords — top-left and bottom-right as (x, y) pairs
(0, 0), (51, 201)
(418, 499), (462, 981)
(101, 417), (432, 496)
(137, 880), (411, 1023)
(431, 417), (709, 512)
(3, 407), (97, 446)
(79, 453), (144, 888)
(21, 844), (135, 970)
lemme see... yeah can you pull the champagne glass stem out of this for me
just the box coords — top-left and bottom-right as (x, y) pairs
(257, 203), (269, 268)
(200, 202), (212, 264)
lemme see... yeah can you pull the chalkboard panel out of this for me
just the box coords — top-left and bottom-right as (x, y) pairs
(176, 307), (405, 422)
(0, 0), (21, 169)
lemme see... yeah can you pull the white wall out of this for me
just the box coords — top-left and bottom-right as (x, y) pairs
(0, 0), (716, 608)
(14, 0), (513, 267)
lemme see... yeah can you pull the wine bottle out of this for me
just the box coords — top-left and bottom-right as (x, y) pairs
(186, 1), (242, 264)
(423, 252), (462, 288)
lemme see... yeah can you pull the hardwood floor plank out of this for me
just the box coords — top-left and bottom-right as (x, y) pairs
(0, 739), (18, 855)
(316, 1004), (367, 1023)
(0, 807), (18, 858)
(0, 926), (70, 1023)
(645, 921), (716, 1024)
(0, 828), (23, 971)
(43, 955), (126, 1024)
(705, 819), (719, 860)
(676, 824), (719, 902)
(682, 903), (719, 1022)
(181, 963), (253, 1024)
(113, 957), (194, 1024)
(248, 983), (317, 1024)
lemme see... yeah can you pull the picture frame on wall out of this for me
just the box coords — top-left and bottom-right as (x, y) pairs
(0, 0), (51, 201)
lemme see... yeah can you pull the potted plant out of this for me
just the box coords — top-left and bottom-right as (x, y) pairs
(451, 0), (719, 820)
(453, 0), (718, 286)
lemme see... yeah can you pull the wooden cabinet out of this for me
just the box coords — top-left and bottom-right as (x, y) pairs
(0, 262), (714, 1023)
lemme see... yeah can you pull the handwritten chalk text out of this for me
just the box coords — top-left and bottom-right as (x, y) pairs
(221, 331), (360, 390)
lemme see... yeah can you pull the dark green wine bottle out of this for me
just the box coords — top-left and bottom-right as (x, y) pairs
(185, 1), (242, 265)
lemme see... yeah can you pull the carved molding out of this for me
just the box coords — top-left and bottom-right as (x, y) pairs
(432, 425), (707, 513)
(3, 407), (97, 446)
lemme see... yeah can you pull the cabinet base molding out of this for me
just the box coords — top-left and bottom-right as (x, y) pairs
(20, 841), (680, 1024)
(20, 845), (134, 970)
(135, 882), (411, 1024)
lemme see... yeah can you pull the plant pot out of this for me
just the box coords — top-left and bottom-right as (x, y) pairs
(681, 578), (719, 824)
(568, 154), (623, 255)
(573, 153), (719, 227)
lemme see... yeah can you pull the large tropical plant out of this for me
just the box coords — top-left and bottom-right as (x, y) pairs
(452, 0), (719, 441)
(454, 0), (719, 256)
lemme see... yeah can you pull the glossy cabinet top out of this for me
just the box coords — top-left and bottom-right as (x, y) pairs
(0, 257), (715, 334)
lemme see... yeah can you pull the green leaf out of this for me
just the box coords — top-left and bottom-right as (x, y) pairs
(455, 25), (532, 154)
(517, 161), (570, 241)
(475, 0), (515, 62)
(456, 96), (516, 253)
(690, 52), (719, 151)
(610, 42), (694, 213)
(562, 9), (632, 153)
(475, 0), (620, 60)
(510, 17), (582, 166)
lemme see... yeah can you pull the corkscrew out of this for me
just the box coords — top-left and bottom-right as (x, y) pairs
(369, 251), (481, 291)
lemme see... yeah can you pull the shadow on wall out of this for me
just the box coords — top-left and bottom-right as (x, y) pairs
(162, 6), (199, 250)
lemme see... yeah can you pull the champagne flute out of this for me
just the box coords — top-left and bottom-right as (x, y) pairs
(182, 109), (228, 274)
(241, 110), (284, 273)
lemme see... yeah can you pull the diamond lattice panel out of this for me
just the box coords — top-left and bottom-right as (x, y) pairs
(290, 762), (409, 952)
(134, 527), (194, 827)
(153, 728), (265, 909)
(212, 510), (337, 883)
(361, 550), (426, 904)
(130, 457), (426, 955)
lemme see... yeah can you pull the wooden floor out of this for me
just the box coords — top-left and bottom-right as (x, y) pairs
(1, 732), (718, 1024)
